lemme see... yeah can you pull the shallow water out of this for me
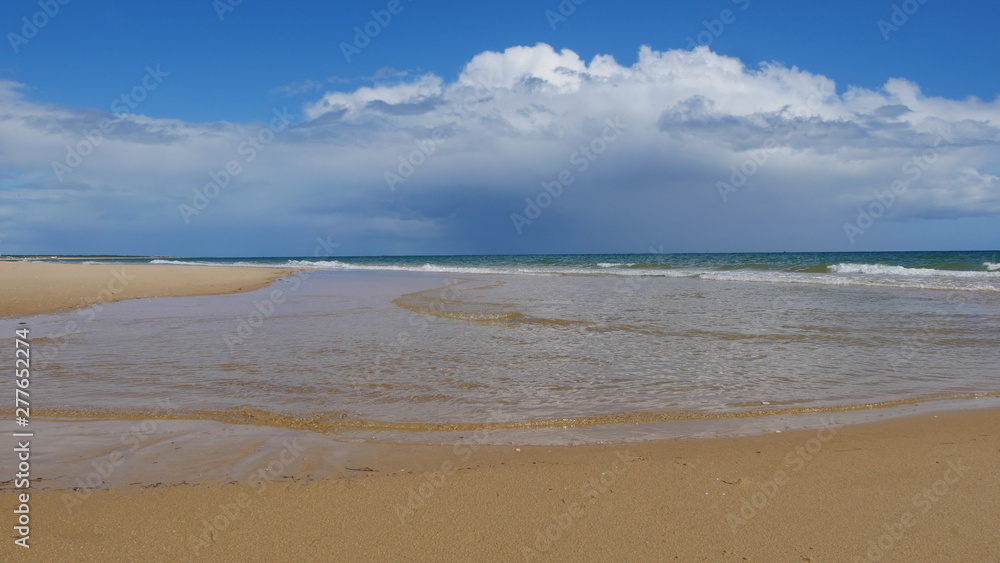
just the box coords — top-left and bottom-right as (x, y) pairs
(6, 268), (998, 443)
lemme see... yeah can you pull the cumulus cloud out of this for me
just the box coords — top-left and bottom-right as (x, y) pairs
(1, 44), (999, 254)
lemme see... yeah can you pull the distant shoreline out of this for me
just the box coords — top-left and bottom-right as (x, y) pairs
(0, 261), (297, 317)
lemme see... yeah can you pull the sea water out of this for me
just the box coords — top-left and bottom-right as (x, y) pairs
(7, 251), (998, 443)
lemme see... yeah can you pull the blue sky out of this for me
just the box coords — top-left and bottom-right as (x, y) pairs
(1, 0), (999, 256)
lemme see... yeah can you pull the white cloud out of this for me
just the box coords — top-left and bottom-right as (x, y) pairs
(1, 44), (999, 254)
(304, 74), (444, 120)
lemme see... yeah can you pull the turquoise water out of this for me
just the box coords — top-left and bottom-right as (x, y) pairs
(25, 250), (1000, 292)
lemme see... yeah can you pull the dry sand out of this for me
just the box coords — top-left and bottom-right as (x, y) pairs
(0, 261), (295, 317)
(1, 261), (996, 561)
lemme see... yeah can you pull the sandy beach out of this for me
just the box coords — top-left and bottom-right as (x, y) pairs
(1, 408), (996, 561)
(8, 0), (1000, 558)
(0, 261), (296, 318)
(1, 262), (997, 561)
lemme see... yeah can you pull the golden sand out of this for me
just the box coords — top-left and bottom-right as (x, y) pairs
(0, 261), (295, 317)
(1, 408), (997, 561)
(1, 261), (996, 560)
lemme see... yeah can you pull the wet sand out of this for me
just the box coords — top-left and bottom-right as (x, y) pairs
(1, 408), (997, 561)
(1, 261), (997, 560)
(0, 261), (295, 317)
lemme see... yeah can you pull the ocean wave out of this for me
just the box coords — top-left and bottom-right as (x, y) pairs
(143, 258), (999, 292)
(282, 261), (998, 291)
(149, 259), (212, 266)
(700, 269), (998, 291)
(286, 260), (708, 280)
(148, 259), (281, 268)
(284, 260), (520, 275)
(829, 263), (1000, 278)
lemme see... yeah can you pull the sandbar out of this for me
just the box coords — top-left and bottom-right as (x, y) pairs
(0, 261), (296, 318)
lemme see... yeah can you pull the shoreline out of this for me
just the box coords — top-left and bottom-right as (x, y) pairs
(8, 401), (1000, 492)
(16, 389), (1000, 438)
(0, 261), (996, 558)
(3, 260), (996, 443)
(0, 261), (297, 318)
(2, 407), (997, 560)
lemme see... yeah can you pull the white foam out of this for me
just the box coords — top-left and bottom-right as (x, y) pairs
(830, 263), (999, 278)
(285, 260), (517, 275)
(148, 259), (278, 268)
(286, 261), (700, 280)
(702, 269), (998, 292)
(144, 259), (1000, 292)
(149, 259), (209, 266)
